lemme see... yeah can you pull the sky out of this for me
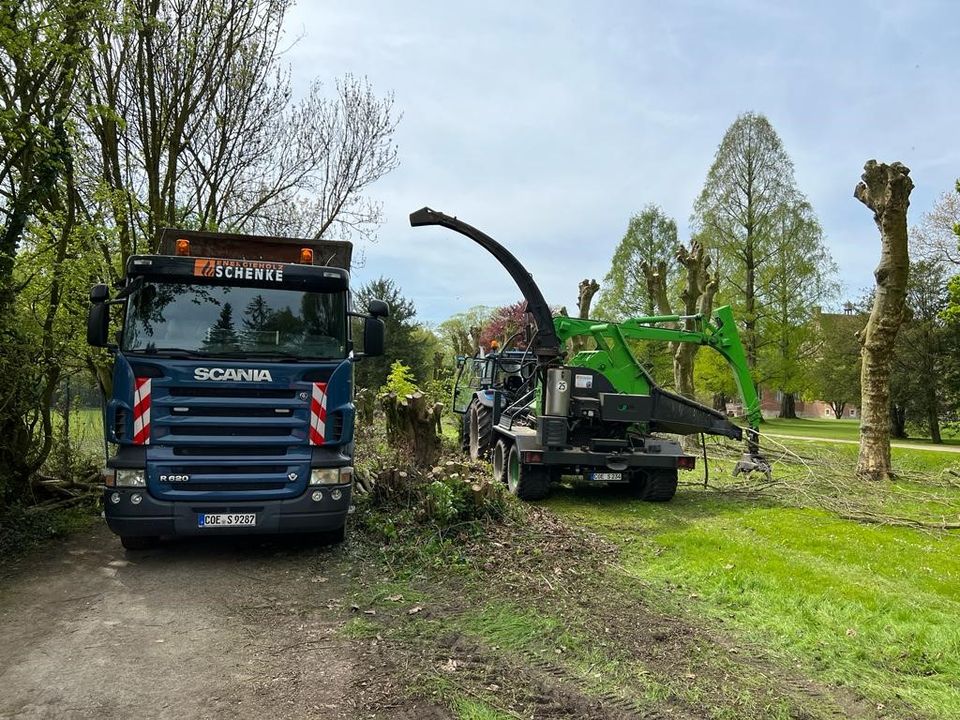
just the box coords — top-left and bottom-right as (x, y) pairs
(284, 0), (960, 325)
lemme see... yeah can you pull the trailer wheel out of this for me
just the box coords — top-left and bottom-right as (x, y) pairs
(469, 400), (493, 460)
(120, 535), (158, 551)
(492, 438), (509, 484)
(506, 444), (550, 500)
(630, 469), (678, 502)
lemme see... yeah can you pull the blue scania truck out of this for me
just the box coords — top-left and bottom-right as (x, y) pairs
(87, 229), (387, 550)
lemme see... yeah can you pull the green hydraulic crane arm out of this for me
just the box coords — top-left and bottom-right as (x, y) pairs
(553, 305), (763, 448)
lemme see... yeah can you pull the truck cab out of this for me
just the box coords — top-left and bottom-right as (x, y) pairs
(87, 229), (387, 549)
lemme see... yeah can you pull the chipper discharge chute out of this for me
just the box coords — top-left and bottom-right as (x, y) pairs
(410, 207), (770, 502)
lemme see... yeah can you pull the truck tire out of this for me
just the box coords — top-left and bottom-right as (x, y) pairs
(492, 438), (509, 484)
(505, 444), (550, 501)
(120, 535), (159, 551)
(469, 400), (493, 460)
(630, 469), (678, 502)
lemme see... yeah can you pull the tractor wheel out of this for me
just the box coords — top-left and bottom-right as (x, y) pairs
(469, 401), (493, 460)
(629, 469), (678, 502)
(505, 444), (550, 501)
(492, 438), (510, 484)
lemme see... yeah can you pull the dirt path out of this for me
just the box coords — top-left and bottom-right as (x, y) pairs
(0, 525), (383, 720)
(763, 432), (960, 453)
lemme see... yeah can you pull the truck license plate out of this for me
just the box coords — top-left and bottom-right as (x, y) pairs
(591, 472), (622, 482)
(198, 513), (256, 528)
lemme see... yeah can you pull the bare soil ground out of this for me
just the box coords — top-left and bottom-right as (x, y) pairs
(0, 510), (887, 720)
(0, 525), (430, 720)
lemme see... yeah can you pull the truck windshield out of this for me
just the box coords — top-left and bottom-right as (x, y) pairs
(122, 281), (347, 359)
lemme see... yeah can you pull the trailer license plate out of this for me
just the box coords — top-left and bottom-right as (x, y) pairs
(591, 472), (622, 482)
(198, 513), (256, 528)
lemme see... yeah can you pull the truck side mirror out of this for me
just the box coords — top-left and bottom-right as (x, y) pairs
(363, 317), (385, 357)
(87, 301), (110, 347)
(368, 299), (389, 318)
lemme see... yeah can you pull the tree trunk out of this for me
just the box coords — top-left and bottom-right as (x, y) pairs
(380, 391), (443, 468)
(830, 401), (846, 420)
(928, 407), (942, 444)
(712, 392), (727, 412)
(779, 392), (797, 419)
(853, 161), (913, 480)
(571, 279), (600, 352)
(890, 403), (907, 439)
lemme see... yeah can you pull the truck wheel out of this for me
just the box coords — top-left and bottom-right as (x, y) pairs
(492, 438), (509, 484)
(506, 444), (550, 500)
(630, 469), (678, 502)
(469, 401), (493, 460)
(120, 535), (158, 551)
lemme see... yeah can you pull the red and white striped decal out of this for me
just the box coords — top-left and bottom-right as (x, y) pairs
(309, 382), (328, 445)
(132, 377), (151, 445)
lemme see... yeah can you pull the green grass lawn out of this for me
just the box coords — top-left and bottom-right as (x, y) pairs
(545, 444), (960, 719)
(759, 417), (960, 447)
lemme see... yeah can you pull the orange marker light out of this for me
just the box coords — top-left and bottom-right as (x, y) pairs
(175, 238), (190, 256)
(299, 247), (314, 264)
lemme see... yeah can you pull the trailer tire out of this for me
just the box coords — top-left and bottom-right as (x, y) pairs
(469, 400), (493, 460)
(120, 535), (158, 551)
(492, 438), (509, 484)
(505, 444), (550, 501)
(630, 469), (678, 502)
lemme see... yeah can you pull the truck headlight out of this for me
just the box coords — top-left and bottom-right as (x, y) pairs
(116, 469), (146, 487)
(310, 467), (352, 485)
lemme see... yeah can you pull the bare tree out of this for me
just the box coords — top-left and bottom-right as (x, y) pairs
(85, 0), (399, 262)
(912, 186), (960, 266)
(853, 160), (913, 481)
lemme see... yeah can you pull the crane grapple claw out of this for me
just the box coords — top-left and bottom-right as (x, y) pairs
(733, 453), (772, 482)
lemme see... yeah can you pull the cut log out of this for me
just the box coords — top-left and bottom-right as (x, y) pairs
(380, 391), (444, 468)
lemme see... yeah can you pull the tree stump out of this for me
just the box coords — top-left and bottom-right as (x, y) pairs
(853, 160), (913, 481)
(380, 391), (444, 468)
(355, 387), (376, 426)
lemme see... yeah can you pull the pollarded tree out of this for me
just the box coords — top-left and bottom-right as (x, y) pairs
(594, 205), (679, 321)
(692, 112), (802, 370)
(854, 160), (913, 481)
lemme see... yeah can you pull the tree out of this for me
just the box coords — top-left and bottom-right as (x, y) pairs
(354, 277), (425, 391)
(762, 201), (837, 417)
(810, 310), (864, 419)
(437, 306), (491, 359)
(889, 261), (953, 442)
(692, 112), (803, 370)
(478, 301), (534, 351)
(913, 182), (960, 266)
(84, 0), (399, 261)
(594, 206), (678, 321)
(853, 160), (913, 481)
